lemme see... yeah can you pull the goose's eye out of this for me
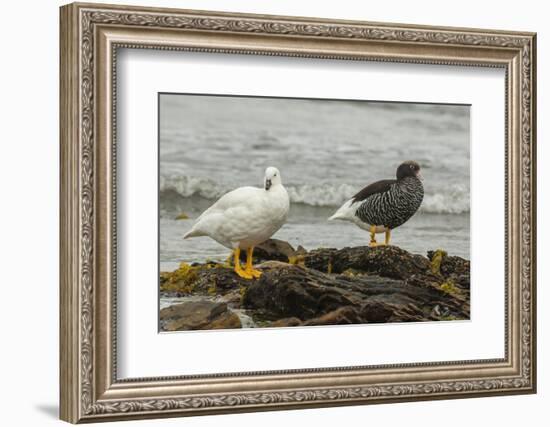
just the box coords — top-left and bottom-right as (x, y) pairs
(409, 165), (414, 169)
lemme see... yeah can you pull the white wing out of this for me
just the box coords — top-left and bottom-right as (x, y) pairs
(196, 186), (263, 220)
(184, 186), (264, 239)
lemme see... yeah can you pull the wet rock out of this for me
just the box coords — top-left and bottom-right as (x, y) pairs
(240, 238), (300, 263)
(161, 243), (470, 327)
(270, 317), (302, 327)
(219, 289), (243, 307)
(303, 306), (363, 326)
(295, 245), (308, 255)
(360, 301), (395, 323)
(428, 250), (470, 277)
(242, 265), (361, 320)
(160, 262), (250, 297)
(242, 262), (469, 323)
(304, 245), (431, 280)
(160, 300), (241, 331)
(427, 249), (471, 299)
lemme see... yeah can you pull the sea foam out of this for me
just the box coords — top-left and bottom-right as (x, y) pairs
(160, 175), (469, 214)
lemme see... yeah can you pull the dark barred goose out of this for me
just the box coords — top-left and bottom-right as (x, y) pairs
(329, 161), (424, 246)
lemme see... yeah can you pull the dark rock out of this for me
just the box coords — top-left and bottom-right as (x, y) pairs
(427, 250), (471, 298)
(427, 250), (470, 277)
(304, 245), (431, 280)
(240, 238), (300, 263)
(160, 300), (241, 331)
(295, 245), (308, 256)
(161, 243), (470, 328)
(303, 306), (363, 326)
(160, 263), (251, 297)
(360, 301), (394, 323)
(243, 265), (361, 320)
(270, 317), (302, 327)
(219, 289), (243, 307)
(242, 262), (469, 324)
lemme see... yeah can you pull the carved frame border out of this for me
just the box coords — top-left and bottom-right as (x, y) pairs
(60, 2), (536, 423)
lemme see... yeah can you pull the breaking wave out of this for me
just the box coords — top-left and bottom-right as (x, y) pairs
(160, 175), (469, 214)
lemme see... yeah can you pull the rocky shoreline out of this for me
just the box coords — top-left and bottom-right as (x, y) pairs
(159, 239), (470, 331)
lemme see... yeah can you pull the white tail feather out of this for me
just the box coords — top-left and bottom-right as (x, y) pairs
(328, 199), (356, 222)
(183, 226), (205, 239)
(328, 212), (346, 221)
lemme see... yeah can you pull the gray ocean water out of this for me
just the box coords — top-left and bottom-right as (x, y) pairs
(160, 94), (470, 271)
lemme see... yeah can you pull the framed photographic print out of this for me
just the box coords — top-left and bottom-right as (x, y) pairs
(60, 2), (537, 423)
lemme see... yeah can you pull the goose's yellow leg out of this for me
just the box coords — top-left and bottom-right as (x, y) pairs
(245, 247), (262, 279)
(233, 248), (253, 279)
(369, 225), (378, 247)
(385, 229), (391, 246)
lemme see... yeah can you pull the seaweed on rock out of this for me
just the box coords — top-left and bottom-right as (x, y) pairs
(159, 240), (470, 331)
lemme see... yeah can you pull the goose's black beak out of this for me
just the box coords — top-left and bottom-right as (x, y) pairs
(265, 179), (272, 190)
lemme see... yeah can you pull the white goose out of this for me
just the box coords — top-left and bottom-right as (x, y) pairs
(184, 167), (289, 279)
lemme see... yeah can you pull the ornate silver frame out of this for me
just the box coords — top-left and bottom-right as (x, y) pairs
(60, 2), (537, 423)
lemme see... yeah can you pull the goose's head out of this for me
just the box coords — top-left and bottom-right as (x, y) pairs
(264, 167), (282, 191)
(396, 160), (422, 180)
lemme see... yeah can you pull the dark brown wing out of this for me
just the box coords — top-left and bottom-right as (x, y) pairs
(351, 179), (395, 204)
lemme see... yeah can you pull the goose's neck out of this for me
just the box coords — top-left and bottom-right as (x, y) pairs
(398, 176), (423, 188)
(266, 183), (287, 195)
(266, 183), (282, 192)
